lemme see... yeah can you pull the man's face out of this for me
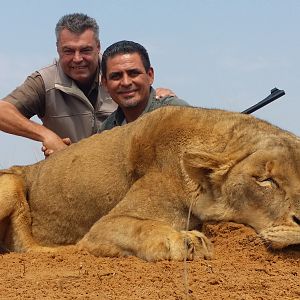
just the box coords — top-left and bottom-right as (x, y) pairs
(57, 28), (100, 86)
(102, 53), (154, 109)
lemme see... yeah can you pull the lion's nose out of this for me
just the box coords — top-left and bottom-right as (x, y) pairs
(292, 215), (300, 226)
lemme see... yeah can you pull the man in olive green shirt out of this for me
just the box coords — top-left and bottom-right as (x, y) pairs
(100, 40), (188, 132)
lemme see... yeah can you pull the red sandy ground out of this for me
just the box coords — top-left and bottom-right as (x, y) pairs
(0, 222), (299, 300)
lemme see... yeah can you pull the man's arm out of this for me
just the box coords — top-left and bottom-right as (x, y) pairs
(0, 101), (68, 156)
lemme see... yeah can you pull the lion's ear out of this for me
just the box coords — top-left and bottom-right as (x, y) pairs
(183, 151), (226, 170)
(182, 148), (252, 186)
(182, 150), (232, 186)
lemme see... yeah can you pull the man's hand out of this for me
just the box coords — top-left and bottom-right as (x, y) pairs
(155, 88), (176, 99)
(41, 136), (72, 158)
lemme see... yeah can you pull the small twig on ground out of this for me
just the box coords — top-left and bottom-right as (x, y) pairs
(97, 272), (116, 280)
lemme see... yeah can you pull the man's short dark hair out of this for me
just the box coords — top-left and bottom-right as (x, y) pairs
(55, 13), (100, 44)
(101, 40), (151, 78)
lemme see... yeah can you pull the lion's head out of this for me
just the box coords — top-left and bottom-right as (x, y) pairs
(183, 136), (300, 249)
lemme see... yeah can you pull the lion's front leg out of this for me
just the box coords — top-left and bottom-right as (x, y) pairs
(78, 171), (213, 261)
(78, 216), (213, 261)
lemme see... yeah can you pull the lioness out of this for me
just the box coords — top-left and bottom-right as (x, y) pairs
(1, 106), (300, 261)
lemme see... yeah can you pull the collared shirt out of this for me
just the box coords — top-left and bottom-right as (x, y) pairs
(3, 59), (117, 142)
(3, 69), (100, 119)
(100, 87), (189, 132)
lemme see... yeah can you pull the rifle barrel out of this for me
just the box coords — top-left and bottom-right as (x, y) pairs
(242, 88), (285, 114)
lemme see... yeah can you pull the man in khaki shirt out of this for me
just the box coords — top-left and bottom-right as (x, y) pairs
(0, 13), (174, 157)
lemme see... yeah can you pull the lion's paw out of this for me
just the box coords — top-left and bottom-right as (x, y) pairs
(169, 230), (213, 261)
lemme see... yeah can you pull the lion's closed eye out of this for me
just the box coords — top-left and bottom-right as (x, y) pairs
(256, 178), (278, 188)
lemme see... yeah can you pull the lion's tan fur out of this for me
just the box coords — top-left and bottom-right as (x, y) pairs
(1, 106), (300, 260)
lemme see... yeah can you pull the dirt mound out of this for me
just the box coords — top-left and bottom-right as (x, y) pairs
(1, 222), (299, 300)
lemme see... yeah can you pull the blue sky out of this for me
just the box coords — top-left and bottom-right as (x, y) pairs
(1, 0), (300, 168)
